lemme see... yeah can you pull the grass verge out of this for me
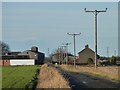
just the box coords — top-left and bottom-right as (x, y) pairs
(36, 64), (71, 89)
(60, 65), (120, 83)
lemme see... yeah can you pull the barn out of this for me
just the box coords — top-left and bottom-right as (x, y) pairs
(0, 55), (34, 66)
(18, 46), (45, 65)
(0, 46), (45, 66)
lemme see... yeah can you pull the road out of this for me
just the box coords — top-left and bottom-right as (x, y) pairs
(57, 67), (120, 90)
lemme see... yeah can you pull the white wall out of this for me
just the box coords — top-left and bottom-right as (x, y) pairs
(10, 59), (35, 66)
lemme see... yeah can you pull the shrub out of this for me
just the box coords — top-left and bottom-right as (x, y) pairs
(98, 62), (102, 66)
(87, 58), (94, 64)
(109, 56), (116, 65)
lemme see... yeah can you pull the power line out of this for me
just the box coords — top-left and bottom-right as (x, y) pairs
(84, 8), (107, 69)
(67, 33), (81, 67)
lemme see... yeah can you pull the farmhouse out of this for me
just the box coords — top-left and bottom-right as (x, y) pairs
(0, 46), (45, 66)
(77, 45), (99, 64)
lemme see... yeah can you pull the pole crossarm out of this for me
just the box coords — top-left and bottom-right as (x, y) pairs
(67, 33), (81, 36)
(84, 8), (107, 15)
(62, 43), (71, 46)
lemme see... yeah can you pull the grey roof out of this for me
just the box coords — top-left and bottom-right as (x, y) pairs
(1, 55), (30, 60)
(2, 52), (21, 55)
(21, 50), (44, 54)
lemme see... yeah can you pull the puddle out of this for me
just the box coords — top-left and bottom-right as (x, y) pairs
(82, 81), (87, 84)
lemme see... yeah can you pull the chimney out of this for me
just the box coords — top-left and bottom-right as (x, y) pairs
(85, 44), (89, 48)
(31, 46), (38, 52)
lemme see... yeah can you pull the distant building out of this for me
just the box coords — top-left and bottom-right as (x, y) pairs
(18, 46), (45, 65)
(0, 54), (30, 66)
(52, 53), (73, 64)
(78, 45), (96, 64)
(0, 46), (45, 66)
(52, 53), (60, 64)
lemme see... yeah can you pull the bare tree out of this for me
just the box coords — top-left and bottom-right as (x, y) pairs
(0, 41), (10, 54)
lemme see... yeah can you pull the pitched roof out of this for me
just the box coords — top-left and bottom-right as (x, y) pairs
(78, 45), (95, 54)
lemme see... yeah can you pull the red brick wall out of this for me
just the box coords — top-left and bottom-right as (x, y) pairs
(0, 60), (10, 66)
(3, 60), (10, 66)
(0, 60), (3, 66)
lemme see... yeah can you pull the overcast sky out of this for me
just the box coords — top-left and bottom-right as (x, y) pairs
(2, 2), (118, 57)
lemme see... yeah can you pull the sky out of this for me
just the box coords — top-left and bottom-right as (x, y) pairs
(2, 2), (118, 57)
(1, 0), (119, 2)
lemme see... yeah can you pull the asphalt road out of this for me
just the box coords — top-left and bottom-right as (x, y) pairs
(57, 67), (120, 90)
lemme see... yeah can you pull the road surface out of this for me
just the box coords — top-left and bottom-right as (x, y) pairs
(57, 67), (120, 90)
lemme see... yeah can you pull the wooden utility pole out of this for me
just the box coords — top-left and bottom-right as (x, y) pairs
(85, 8), (107, 68)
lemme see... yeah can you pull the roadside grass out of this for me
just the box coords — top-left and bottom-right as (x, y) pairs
(60, 65), (119, 82)
(36, 64), (71, 89)
(2, 65), (39, 89)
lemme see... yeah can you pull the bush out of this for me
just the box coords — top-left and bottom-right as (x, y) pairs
(109, 56), (116, 65)
(98, 60), (110, 66)
(98, 62), (102, 66)
(87, 58), (94, 64)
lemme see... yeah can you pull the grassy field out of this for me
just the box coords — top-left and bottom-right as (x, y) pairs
(2, 65), (39, 88)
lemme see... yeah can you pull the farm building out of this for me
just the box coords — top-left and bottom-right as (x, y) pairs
(18, 46), (45, 65)
(0, 55), (34, 66)
(68, 56), (79, 65)
(77, 45), (99, 65)
(52, 53), (60, 64)
(52, 53), (74, 64)
(0, 46), (45, 66)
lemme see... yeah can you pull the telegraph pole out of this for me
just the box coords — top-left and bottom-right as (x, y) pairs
(114, 50), (116, 57)
(107, 46), (109, 58)
(67, 33), (81, 67)
(84, 8), (107, 68)
(62, 43), (71, 65)
(47, 48), (50, 57)
(60, 45), (67, 64)
(58, 47), (61, 64)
